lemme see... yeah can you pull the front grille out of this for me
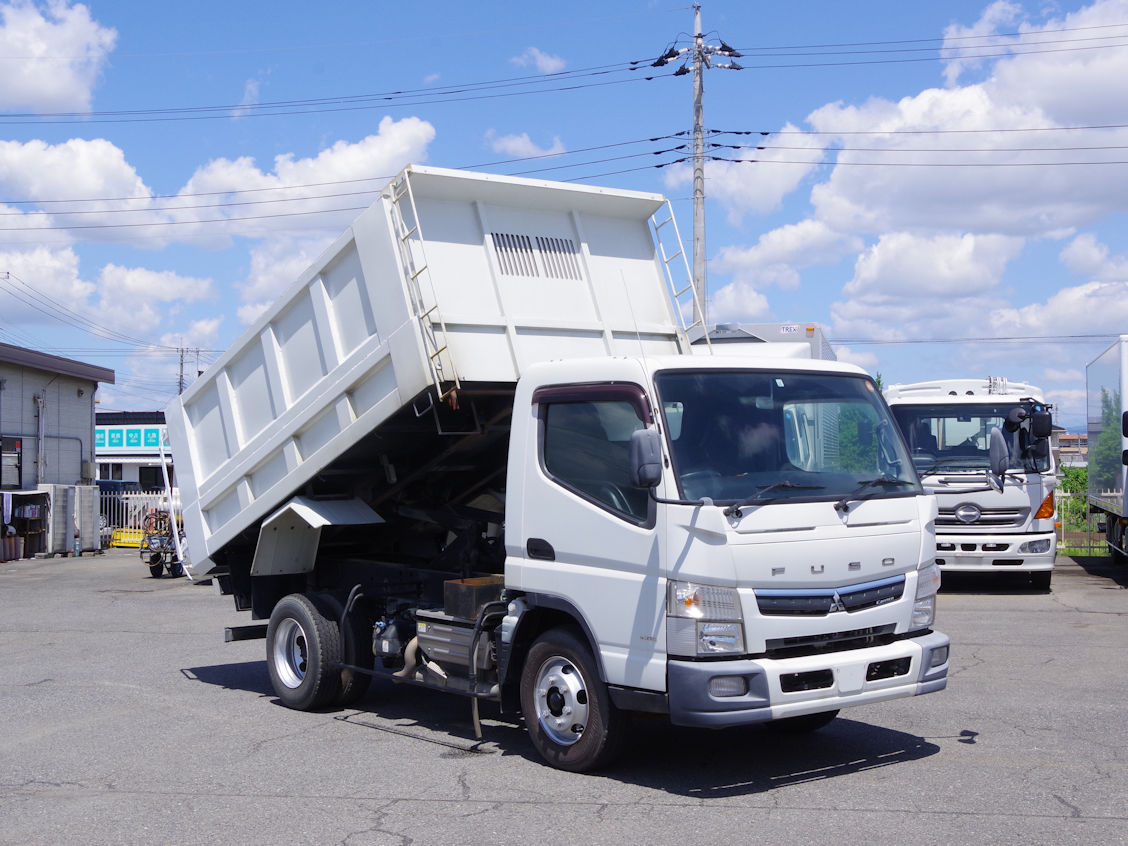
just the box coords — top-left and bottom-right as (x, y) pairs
(756, 575), (905, 617)
(937, 507), (1028, 528)
(764, 624), (897, 659)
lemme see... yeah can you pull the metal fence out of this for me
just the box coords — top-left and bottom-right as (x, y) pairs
(1056, 491), (1104, 555)
(98, 488), (182, 547)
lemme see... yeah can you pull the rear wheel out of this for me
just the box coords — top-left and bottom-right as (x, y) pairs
(266, 594), (342, 710)
(520, 627), (624, 772)
(318, 593), (373, 707)
(768, 710), (840, 733)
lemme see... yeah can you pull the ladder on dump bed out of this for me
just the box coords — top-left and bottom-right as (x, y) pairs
(387, 171), (461, 402)
(651, 201), (710, 350)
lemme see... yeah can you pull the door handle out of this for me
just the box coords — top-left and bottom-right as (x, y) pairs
(526, 538), (555, 561)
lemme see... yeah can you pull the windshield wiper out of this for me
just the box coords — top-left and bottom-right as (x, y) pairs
(834, 474), (916, 513)
(723, 481), (826, 517)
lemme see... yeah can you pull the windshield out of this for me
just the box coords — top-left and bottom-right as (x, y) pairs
(890, 403), (1052, 474)
(654, 370), (921, 504)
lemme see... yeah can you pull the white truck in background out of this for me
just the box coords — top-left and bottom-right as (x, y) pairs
(166, 165), (949, 772)
(1086, 337), (1128, 562)
(885, 379), (1056, 590)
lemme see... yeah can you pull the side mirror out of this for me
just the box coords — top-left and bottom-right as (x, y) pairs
(988, 426), (1009, 491)
(1030, 410), (1052, 439)
(1122, 410), (1128, 439)
(1122, 449), (1128, 467)
(629, 428), (663, 488)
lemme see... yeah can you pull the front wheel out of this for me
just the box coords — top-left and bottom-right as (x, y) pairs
(266, 594), (342, 710)
(1030, 570), (1052, 591)
(520, 627), (624, 772)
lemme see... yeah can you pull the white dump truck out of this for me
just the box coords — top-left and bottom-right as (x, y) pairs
(166, 165), (949, 771)
(1086, 337), (1128, 562)
(885, 379), (1056, 589)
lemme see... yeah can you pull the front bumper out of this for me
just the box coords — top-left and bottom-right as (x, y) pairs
(934, 530), (1055, 573)
(667, 630), (949, 728)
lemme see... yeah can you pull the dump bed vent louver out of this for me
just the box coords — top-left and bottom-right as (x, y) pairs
(491, 232), (581, 280)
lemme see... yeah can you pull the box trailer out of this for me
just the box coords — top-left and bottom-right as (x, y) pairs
(1087, 337), (1128, 562)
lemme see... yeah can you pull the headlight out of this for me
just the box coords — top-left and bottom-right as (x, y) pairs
(1017, 538), (1053, 554)
(912, 564), (940, 628)
(916, 563), (941, 599)
(667, 581), (745, 656)
(912, 596), (936, 628)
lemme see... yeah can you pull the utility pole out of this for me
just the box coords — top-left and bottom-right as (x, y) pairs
(653, 4), (742, 329)
(178, 346), (185, 395)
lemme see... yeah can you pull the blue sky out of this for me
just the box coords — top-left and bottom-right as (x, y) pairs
(2, 1), (1128, 430)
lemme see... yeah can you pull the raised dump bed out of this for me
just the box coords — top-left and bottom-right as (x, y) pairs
(166, 165), (696, 578)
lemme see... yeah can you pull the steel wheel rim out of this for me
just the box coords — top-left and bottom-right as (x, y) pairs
(273, 618), (309, 689)
(533, 656), (589, 746)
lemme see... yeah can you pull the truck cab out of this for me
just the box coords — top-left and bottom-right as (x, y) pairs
(885, 378), (1056, 589)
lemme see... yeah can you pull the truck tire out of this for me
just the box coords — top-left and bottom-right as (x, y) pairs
(520, 627), (624, 772)
(768, 709), (840, 733)
(1030, 571), (1052, 591)
(317, 593), (373, 708)
(266, 593), (342, 710)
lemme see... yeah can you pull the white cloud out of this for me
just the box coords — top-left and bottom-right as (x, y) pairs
(844, 232), (1024, 298)
(0, 246), (215, 347)
(510, 47), (565, 74)
(423, 73), (440, 84)
(1043, 367), (1084, 383)
(0, 137), (152, 208)
(832, 345), (879, 371)
(713, 219), (863, 289)
(0, 246), (92, 315)
(237, 235), (335, 325)
(485, 130), (565, 159)
(829, 232), (1023, 342)
(941, 0), (1022, 86)
(96, 264), (214, 303)
(708, 282), (771, 324)
(0, 119), (435, 249)
(1060, 233), (1128, 279)
(178, 115), (436, 241)
(991, 280), (1128, 335)
(981, 0), (1128, 125)
(158, 317), (222, 351)
(231, 78), (261, 119)
(0, 0), (116, 111)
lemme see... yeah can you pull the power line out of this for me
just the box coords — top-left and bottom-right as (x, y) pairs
(832, 333), (1120, 346)
(0, 271), (171, 348)
(0, 68), (676, 126)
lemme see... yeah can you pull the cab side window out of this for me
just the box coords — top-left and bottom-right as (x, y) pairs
(542, 399), (649, 521)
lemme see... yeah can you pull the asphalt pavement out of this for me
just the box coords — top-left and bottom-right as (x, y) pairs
(1, 548), (1126, 845)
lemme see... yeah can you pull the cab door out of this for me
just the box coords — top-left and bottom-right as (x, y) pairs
(515, 383), (666, 692)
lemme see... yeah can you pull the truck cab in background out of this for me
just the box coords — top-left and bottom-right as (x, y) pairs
(885, 378), (1056, 590)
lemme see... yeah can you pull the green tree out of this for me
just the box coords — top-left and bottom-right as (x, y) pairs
(1059, 465), (1087, 494)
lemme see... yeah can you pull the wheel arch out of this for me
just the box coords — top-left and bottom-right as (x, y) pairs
(499, 592), (606, 712)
